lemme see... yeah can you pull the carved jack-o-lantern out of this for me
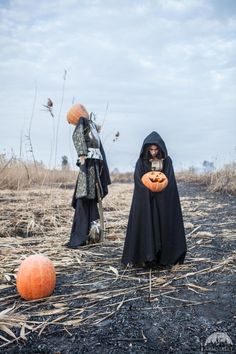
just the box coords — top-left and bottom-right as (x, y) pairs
(141, 171), (168, 192)
(67, 103), (89, 125)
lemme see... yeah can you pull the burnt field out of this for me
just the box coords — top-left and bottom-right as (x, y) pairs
(0, 182), (235, 353)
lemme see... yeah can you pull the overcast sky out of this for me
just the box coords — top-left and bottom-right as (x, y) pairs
(0, 0), (235, 172)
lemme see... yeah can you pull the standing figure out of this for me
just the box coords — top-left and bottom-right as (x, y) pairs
(122, 131), (187, 267)
(66, 103), (111, 248)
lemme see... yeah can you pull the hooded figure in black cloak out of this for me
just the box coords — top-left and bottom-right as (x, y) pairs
(122, 131), (186, 266)
(66, 110), (111, 248)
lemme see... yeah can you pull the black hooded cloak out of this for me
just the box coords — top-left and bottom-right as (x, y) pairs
(122, 131), (186, 266)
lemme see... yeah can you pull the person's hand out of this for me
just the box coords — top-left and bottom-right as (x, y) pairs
(79, 155), (86, 165)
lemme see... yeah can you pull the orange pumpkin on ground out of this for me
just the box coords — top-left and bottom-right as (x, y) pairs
(67, 103), (89, 125)
(16, 254), (56, 300)
(141, 171), (168, 192)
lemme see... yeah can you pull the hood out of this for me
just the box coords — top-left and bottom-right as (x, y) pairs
(139, 131), (168, 158)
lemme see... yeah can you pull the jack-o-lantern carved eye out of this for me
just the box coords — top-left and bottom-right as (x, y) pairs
(141, 171), (168, 192)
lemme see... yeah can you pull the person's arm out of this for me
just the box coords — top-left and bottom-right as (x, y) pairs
(72, 122), (88, 165)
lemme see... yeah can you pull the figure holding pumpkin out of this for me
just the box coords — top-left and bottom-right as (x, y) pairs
(122, 131), (186, 267)
(66, 103), (111, 248)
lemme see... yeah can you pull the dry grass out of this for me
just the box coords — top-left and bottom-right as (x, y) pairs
(111, 164), (236, 195)
(0, 156), (76, 190)
(110, 172), (133, 184)
(0, 183), (235, 348)
(176, 163), (236, 195)
(1, 155), (235, 195)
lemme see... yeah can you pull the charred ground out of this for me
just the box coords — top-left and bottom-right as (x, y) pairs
(0, 182), (235, 353)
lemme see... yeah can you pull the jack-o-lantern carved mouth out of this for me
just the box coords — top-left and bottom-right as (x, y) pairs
(149, 175), (165, 183)
(141, 171), (168, 192)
